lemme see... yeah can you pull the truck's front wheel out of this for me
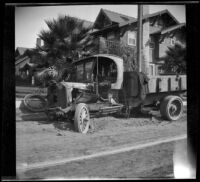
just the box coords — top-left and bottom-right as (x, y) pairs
(74, 103), (90, 134)
(160, 95), (183, 121)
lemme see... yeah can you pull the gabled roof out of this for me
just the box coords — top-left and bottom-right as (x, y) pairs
(92, 8), (183, 36)
(119, 9), (180, 27)
(101, 9), (136, 23)
(161, 23), (185, 34)
(15, 47), (32, 56)
(150, 23), (186, 35)
(144, 9), (179, 24)
(93, 8), (137, 29)
(15, 56), (30, 66)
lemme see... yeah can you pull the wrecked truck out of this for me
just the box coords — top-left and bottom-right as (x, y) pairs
(45, 54), (187, 133)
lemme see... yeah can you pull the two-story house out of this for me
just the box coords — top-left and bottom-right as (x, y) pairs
(90, 7), (186, 76)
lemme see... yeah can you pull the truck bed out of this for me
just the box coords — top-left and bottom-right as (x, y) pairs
(148, 75), (186, 93)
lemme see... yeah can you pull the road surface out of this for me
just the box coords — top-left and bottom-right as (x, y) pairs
(16, 101), (187, 179)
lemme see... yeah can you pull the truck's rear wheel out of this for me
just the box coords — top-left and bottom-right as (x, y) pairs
(160, 95), (183, 121)
(74, 103), (90, 134)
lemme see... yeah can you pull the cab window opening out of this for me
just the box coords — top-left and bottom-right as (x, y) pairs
(75, 58), (95, 83)
(93, 57), (117, 84)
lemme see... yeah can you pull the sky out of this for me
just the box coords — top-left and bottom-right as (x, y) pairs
(15, 4), (186, 49)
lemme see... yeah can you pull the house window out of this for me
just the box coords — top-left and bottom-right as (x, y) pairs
(149, 64), (155, 76)
(127, 31), (136, 46)
(158, 66), (163, 74)
(171, 38), (176, 46)
(107, 32), (115, 40)
(149, 42), (155, 49)
(128, 38), (136, 45)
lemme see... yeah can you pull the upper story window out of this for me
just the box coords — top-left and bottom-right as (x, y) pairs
(149, 64), (155, 76)
(157, 18), (164, 27)
(107, 31), (115, 40)
(149, 42), (155, 49)
(103, 21), (110, 27)
(127, 31), (136, 46)
(149, 37), (155, 49)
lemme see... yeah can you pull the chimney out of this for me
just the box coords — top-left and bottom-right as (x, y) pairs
(36, 38), (41, 47)
(141, 5), (150, 75)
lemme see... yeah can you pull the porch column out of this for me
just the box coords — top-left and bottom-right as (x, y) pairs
(142, 5), (150, 75)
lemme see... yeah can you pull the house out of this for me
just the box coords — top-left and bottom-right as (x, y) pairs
(15, 47), (32, 58)
(90, 7), (186, 75)
(15, 56), (31, 77)
(15, 46), (33, 78)
(15, 38), (43, 85)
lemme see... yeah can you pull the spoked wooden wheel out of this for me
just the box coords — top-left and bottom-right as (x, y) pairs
(160, 96), (183, 121)
(74, 103), (90, 134)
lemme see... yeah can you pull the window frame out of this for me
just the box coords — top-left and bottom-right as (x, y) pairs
(107, 31), (115, 40)
(75, 59), (96, 83)
(149, 63), (155, 76)
(127, 31), (136, 46)
(149, 42), (155, 49)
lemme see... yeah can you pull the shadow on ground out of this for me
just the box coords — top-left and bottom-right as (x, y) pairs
(17, 101), (186, 133)
(17, 101), (76, 132)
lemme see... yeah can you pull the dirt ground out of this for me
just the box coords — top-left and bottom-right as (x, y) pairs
(20, 139), (187, 179)
(16, 103), (187, 170)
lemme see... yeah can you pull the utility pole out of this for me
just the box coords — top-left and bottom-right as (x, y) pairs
(137, 5), (143, 72)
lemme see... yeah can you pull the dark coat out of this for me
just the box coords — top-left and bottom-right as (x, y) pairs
(123, 71), (150, 100)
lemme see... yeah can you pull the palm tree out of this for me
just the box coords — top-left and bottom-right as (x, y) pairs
(160, 43), (186, 74)
(36, 15), (95, 82)
(38, 15), (94, 61)
(24, 48), (48, 67)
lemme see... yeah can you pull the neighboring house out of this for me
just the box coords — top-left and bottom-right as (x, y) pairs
(15, 47), (32, 59)
(15, 56), (31, 77)
(15, 46), (33, 78)
(90, 8), (186, 75)
(15, 39), (42, 85)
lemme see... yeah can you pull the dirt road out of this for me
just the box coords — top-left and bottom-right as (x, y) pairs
(18, 139), (186, 179)
(16, 105), (187, 179)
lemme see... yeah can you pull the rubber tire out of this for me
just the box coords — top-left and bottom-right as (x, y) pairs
(160, 95), (183, 121)
(23, 94), (47, 112)
(74, 103), (90, 134)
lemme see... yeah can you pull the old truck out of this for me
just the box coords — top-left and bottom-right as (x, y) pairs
(45, 54), (187, 133)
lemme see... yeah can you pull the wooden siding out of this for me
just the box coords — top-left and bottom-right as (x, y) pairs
(148, 75), (186, 93)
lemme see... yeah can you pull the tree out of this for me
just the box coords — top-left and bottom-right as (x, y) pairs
(38, 15), (94, 62)
(36, 15), (95, 81)
(24, 48), (48, 67)
(160, 43), (186, 74)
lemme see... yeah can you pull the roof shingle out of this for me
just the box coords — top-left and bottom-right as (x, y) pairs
(102, 9), (136, 23)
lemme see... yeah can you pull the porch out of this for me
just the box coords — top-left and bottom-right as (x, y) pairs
(92, 37), (136, 58)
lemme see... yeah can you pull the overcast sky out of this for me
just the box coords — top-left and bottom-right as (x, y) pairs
(15, 4), (186, 49)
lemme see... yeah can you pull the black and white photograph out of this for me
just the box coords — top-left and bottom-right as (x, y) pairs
(2, 2), (199, 180)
